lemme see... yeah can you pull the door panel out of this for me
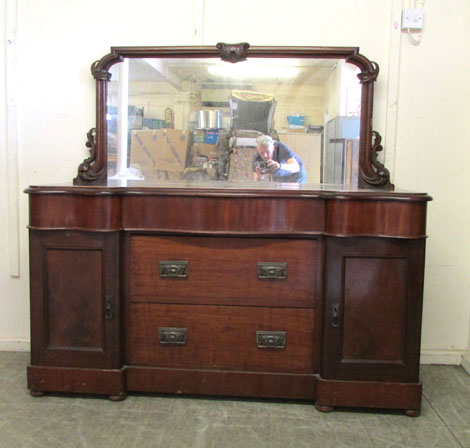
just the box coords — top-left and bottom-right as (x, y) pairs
(30, 230), (120, 369)
(46, 248), (104, 350)
(322, 237), (425, 383)
(342, 256), (407, 362)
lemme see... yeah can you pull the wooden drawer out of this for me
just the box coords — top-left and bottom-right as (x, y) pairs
(130, 235), (317, 307)
(128, 304), (316, 374)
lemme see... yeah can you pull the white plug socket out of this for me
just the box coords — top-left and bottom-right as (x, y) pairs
(402, 9), (424, 30)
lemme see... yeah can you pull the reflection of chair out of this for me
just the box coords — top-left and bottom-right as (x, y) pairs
(227, 145), (258, 182)
(217, 91), (277, 180)
(229, 91), (276, 135)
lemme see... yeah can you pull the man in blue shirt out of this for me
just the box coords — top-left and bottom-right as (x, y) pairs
(252, 135), (306, 183)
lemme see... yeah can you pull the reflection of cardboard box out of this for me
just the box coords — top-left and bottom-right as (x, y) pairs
(191, 143), (218, 158)
(130, 129), (189, 176)
(155, 129), (189, 172)
(130, 130), (158, 178)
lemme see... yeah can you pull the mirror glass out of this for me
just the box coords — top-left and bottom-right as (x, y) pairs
(106, 57), (361, 185)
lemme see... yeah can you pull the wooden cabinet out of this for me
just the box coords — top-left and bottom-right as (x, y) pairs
(322, 237), (425, 383)
(27, 230), (124, 398)
(26, 185), (430, 414)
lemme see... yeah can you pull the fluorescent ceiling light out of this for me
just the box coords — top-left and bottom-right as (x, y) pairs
(208, 62), (298, 79)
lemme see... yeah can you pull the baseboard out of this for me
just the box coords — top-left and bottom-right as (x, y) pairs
(420, 349), (465, 365)
(0, 340), (30, 352)
(462, 352), (470, 375)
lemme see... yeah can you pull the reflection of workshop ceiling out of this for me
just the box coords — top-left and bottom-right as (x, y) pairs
(126, 57), (341, 89)
(128, 59), (169, 81)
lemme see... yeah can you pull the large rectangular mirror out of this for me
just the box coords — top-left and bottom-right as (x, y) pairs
(75, 45), (391, 189)
(107, 57), (361, 185)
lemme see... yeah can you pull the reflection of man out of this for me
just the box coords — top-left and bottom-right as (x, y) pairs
(252, 135), (306, 183)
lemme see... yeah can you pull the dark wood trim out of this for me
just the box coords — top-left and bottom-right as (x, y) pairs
(216, 42), (250, 63)
(316, 377), (422, 411)
(26, 190), (430, 238)
(314, 237), (326, 371)
(28, 194), (122, 231)
(326, 200), (429, 238)
(126, 366), (316, 400)
(72, 43), (392, 189)
(26, 185), (432, 201)
(27, 365), (126, 396)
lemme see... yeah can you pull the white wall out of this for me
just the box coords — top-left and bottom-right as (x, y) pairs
(394, 0), (470, 363)
(1, 0), (469, 362)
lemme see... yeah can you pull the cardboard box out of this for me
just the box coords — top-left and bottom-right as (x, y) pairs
(191, 142), (219, 159)
(130, 129), (189, 176)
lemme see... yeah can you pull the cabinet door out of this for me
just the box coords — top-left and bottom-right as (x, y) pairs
(29, 230), (120, 369)
(322, 237), (425, 383)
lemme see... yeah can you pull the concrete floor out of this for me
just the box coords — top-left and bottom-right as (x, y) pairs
(0, 352), (469, 448)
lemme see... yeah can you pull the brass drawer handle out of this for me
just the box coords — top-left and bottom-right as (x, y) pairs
(159, 261), (188, 278)
(256, 331), (286, 349)
(159, 327), (187, 345)
(257, 262), (287, 279)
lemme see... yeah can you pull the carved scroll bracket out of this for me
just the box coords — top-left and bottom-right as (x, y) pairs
(346, 54), (379, 84)
(90, 50), (124, 81)
(361, 131), (394, 189)
(74, 128), (105, 183)
(216, 42), (250, 63)
(91, 60), (112, 81)
(357, 61), (379, 84)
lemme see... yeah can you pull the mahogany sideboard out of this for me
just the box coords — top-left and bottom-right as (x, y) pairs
(26, 182), (431, 415)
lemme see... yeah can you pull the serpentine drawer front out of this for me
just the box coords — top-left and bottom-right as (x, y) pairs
(128, 303), (316, 374)
(130, 235), (317, 307)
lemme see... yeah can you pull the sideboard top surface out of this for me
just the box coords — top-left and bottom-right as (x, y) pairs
(25, 181), (431, 202)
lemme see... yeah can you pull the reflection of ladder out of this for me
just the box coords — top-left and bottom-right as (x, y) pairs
(328, 138), (359, 185)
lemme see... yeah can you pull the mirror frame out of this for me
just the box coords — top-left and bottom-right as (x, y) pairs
(73, 43), (393, 189)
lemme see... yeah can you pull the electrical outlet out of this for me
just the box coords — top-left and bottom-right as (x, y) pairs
(402, 9), (424, 30)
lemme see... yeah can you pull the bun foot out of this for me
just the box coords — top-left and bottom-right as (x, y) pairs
(405, 409), (420, 417)
(315, 403), (334, 413)
(30, 390), (46, 397)
(108, 393), (126, 402)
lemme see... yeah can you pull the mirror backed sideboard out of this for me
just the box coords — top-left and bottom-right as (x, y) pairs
(26, 44), (431, 416)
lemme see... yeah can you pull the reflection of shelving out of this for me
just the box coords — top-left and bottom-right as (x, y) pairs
(279, 133), (322, 183)
(326, 138), (359, 185)
(323, 116), (360, 185)
(107, 105), (144, 134)
(107, 105), (144, 170)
